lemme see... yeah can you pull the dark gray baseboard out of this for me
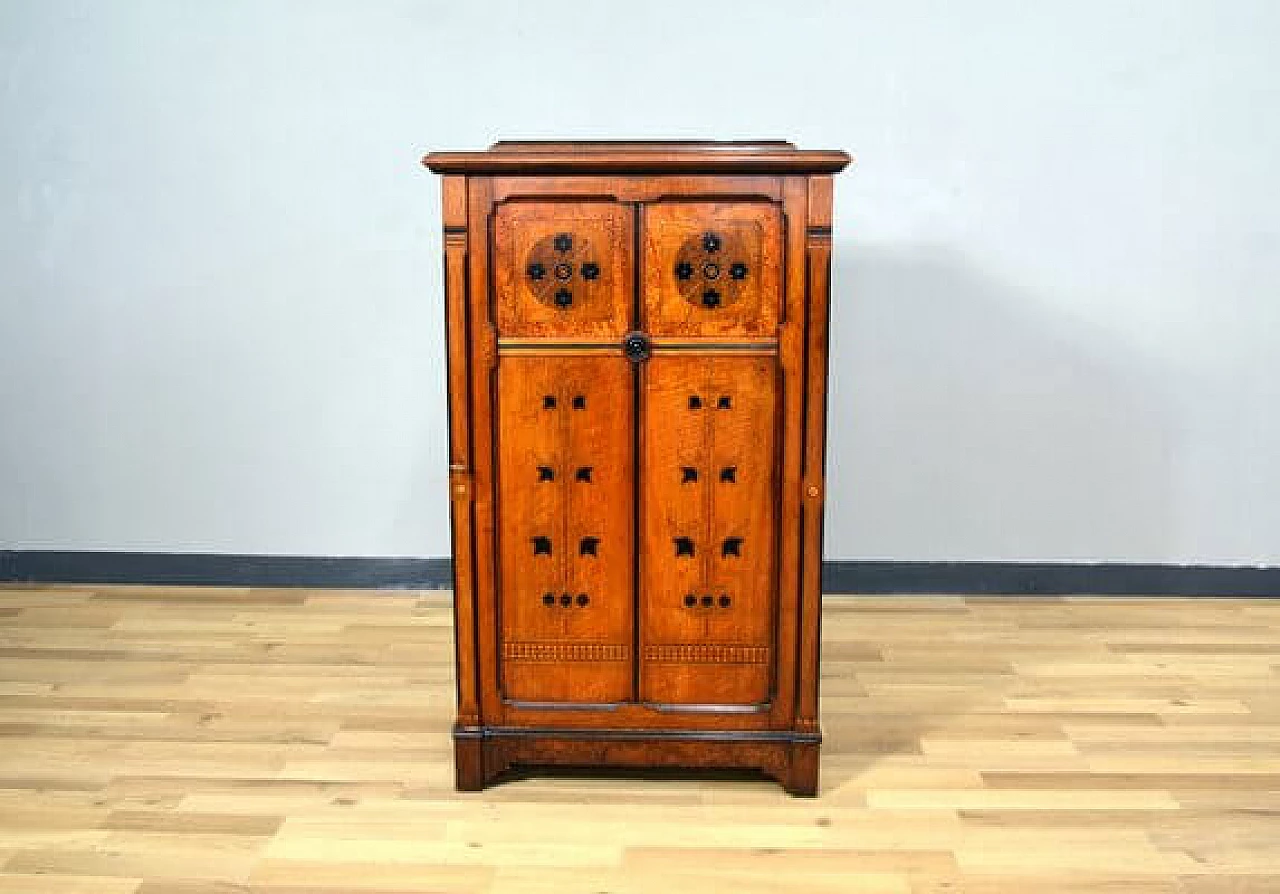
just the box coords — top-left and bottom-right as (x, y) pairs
(821, 561), (1279, 597)
(2, 551), (1277, 596)
(0, 551), (452, 589)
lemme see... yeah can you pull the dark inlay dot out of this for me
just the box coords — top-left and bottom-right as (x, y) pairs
(542, 592), (556, 606)
(720, 466), (737, 483)
(701, 289), (721, 308)
(559, 593), (572, 607)
(702, 232), (722, 253)
(575, 466), (593, 483)
(681, 467), (698, 484)
(553, 288), (573, 308)
(688, 395), (703, 410)
(543, 395), (557, 409)
(675, 261), (694, 281)
(527, 262), (546, 281)
(576, 593), (589, 607)
(717, 395), (732, 409)
(553, 233), (573, 253)
(537, 466), (555, 482)
(674, 537), (695, 558)
(572, 395), (586, 410)
(718, 594), (731, 608)
(532, 536), (552, 556)
(701, 594), (714, 607)
(580, 262), (600, 280)
(722, 537), (743, 558)
(580, 536), (599, 557)
(729, 262), (748, 280)
(683, 594), (697, 607)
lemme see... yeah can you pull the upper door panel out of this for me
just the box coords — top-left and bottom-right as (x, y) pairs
(492, 201), (633, 339)
(641, 201), (783, 340)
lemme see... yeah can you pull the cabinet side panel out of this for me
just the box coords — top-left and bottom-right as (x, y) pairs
(639, 353), (778, 706)
(496, 353), (635, 704)
(798, 174), (835, 733)
(441, 175), (479, 727)
(466, 176), (504, 724)
(771, 176), (810, 728)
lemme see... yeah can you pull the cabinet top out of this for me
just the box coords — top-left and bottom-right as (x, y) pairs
(423, 140), (853, 176)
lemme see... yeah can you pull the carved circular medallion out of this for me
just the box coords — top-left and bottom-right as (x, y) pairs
(525, 233), (601, 311)
(673, 231), (750, 311)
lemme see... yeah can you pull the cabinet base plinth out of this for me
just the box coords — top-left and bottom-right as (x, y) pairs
(453, 726), (820, 796)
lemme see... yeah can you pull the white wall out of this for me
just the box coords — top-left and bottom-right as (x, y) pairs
(2, 0), (1277, 563)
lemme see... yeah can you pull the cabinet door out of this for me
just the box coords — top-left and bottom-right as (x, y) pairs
(495, 353), (635, 703)
(492, 201), (633, 339)
(638, 353), (780, 706)
(641, 201), (782, 339)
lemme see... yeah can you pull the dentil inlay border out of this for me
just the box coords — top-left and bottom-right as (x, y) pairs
(503, 642), (630, 662)
(642, 644), (770, 664)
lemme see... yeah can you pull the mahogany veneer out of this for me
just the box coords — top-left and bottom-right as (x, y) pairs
(423, 140), (851, 795)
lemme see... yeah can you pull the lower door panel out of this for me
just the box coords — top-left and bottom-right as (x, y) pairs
(495, 353), (635, 704)
(638, 353), (780, 706)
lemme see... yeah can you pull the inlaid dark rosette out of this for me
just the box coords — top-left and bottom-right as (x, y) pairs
(525, 232), (602, 310)
(672, 230), (752, 311)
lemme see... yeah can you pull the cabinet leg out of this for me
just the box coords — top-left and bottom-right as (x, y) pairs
(784, 742), (820, 797)
(454, 732), (486, 792)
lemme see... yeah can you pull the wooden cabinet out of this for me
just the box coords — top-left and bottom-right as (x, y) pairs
(423, 141), (851, 795)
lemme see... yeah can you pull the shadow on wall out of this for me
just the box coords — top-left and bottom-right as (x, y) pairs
(826, 244), (1177, 562)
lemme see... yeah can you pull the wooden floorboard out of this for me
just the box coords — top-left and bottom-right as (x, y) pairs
(0, 587), (1276, 892)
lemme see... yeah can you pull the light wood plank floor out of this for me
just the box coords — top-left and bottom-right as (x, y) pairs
(0, 587), (1277, 893)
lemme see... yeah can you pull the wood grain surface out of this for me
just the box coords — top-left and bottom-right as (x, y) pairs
(639, 354), (779, 707)
(640, 200), (783, 339)
(423, 141), (852, 176)
(442, 156), (833, 791)
(496, 353), (635, 704)
(1, 585), (1276, 892)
